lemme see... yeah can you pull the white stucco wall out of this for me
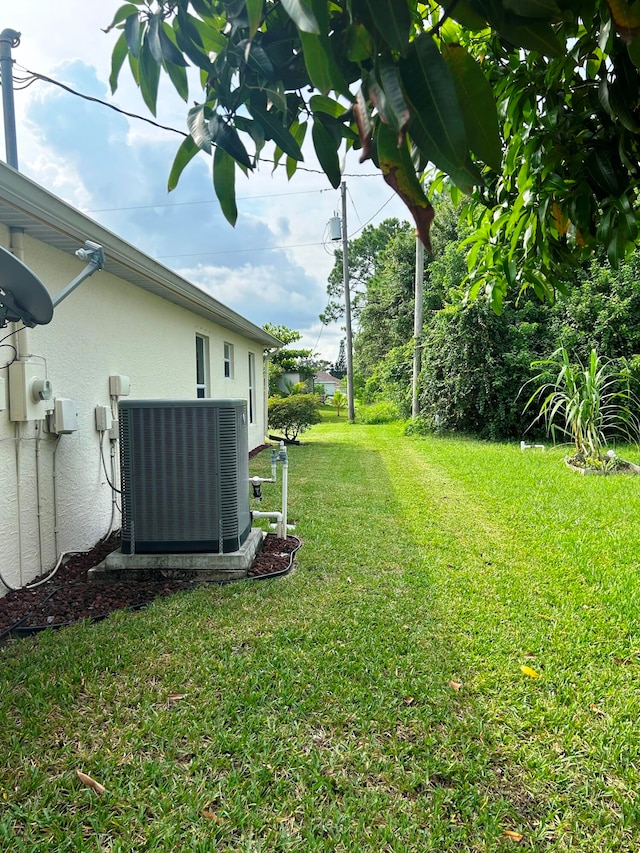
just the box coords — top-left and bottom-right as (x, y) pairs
(0, 228), (268, 591)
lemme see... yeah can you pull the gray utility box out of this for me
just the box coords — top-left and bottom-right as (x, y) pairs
(119, 399), (250, 555)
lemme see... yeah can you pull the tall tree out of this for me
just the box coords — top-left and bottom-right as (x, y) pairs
(332, 339), (347, 379)
(107, 1), (640, 305)
(321, 219), (411, 325)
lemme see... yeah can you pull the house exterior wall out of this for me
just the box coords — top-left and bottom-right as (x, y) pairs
(0, 227), (268, 591)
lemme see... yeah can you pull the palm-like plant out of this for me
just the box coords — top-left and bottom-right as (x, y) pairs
(524, 347), (640, 466)
(331, 391), (347, 417)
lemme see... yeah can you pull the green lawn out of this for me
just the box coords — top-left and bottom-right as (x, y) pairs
(2, 420), (640, 851)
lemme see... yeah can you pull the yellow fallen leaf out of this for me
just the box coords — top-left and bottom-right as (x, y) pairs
(76, 770), (105, 795)
(589, 703), (605, 716)
(503, 829), (524, 842)
(520, 665), (540, 678)
(449, 680), (463, 692)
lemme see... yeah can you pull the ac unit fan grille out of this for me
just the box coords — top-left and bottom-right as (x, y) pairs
(120, 400), (250, 554)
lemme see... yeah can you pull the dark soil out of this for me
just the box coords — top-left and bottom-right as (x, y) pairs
(0, 532), (300, 639)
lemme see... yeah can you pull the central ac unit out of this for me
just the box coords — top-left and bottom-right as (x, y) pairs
(119, 399), (250, 555)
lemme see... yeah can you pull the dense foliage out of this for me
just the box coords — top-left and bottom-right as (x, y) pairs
(337, 214), (640, 439)
(107, 1), (640, 305)
(418, 299), (554, 438)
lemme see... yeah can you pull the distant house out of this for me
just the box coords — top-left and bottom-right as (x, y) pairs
(314, 370), (341, 399)
(0, 162), (281, 592)
(277, 371), (305, 394)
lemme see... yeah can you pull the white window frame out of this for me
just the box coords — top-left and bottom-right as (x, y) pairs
(195, 334), (210, 398)
(248, 351), (256, 423)
(223, 342), (234, 379)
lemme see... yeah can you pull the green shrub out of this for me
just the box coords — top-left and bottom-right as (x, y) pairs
(268, 393), (322, 441)
(403, 414), (433, 435)
(357, 401), (400, 424)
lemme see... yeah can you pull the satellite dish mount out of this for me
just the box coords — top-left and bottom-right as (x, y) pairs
(0, 240), (105, 330)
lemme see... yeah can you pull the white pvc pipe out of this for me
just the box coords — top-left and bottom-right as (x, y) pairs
(252, 510), (283, 538)
(281, 454), (288, 538)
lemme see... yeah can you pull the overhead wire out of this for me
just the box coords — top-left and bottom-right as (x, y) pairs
(11, 63), (383, 179)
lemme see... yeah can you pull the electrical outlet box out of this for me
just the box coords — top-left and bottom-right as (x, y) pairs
(0, 376), (5, 412)
(108, 417), (119, 442)
(8, 360), (54, 421)
(109, 374), (130, 397)
(95, 404), (113, 432)
(50, 398), (78, 434)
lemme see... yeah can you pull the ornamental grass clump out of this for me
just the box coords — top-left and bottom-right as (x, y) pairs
(523, 347), (640, 471)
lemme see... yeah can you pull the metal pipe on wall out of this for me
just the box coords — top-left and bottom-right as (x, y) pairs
(0, 29), (20, 170)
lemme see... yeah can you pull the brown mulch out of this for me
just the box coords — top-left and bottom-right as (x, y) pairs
(0, 532), (300, 639)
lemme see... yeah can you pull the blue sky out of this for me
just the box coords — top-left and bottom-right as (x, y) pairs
(1, 2), (410, 362)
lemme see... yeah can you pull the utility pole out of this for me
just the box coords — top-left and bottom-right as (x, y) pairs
(340, 181), (355, 422)
(0, 29), (20, 169)
(411, 235), (424, 418)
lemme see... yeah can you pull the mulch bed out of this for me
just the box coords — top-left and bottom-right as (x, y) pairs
(0, 532), (300, 639)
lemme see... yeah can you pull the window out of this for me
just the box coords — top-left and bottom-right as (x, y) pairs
(223, 342), (234, 379)
(248, 352), (256, 423)
(195, 334), (209, 398)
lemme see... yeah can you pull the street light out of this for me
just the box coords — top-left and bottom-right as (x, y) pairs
(328, 181), (355, 422)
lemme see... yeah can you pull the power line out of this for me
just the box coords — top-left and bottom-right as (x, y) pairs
(11, 63), (383, 179)
(348, 193), (396, 239)
(85, 187), (330, 214)
(156, 239), (323, 260)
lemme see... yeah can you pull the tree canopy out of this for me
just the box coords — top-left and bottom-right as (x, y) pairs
(106, 1), (640, 307)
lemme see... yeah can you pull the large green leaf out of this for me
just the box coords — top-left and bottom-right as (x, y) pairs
(139, 38), (160, 115)
(498, 21), (564, 56)
(187, 15), (228, 55)
(287, 121), (307, 179)
(299, 0), (350, 97)
(124, 13), (141, 59)
(159, 24), (189, 67)
(187, 104), (212, 153)
(399, 34), (468, 174)
(109, 31), (128, 93)
(213, 146), (238, 227)
(248, 104), (304, 160)
(309, 95), (345, 118)
(449, 0), (489, 29)
(376, 120), (434, 250)
(375, 57), (410, 133)
(366, 0), (412, 55)
(210, 115), (253, 169)
(174, 9), (210, 66)
(238, 40), (276, 79)
(503, 0), (561, 18)
(103, 3), (140, 33)
(442, 43), (501, 170)
(168, 135), (201, 191)
(246, 0), (264, 37)
(147, 13), (163, 64)
(299, 31), (349, 96)
(312, 118), (341, 188)
(346, 22), (373, 62)
(164, 57), (189, 101)
(280, 0), (320, 34)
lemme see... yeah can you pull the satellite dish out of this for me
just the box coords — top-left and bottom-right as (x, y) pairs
(0, 245), (54, 329)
